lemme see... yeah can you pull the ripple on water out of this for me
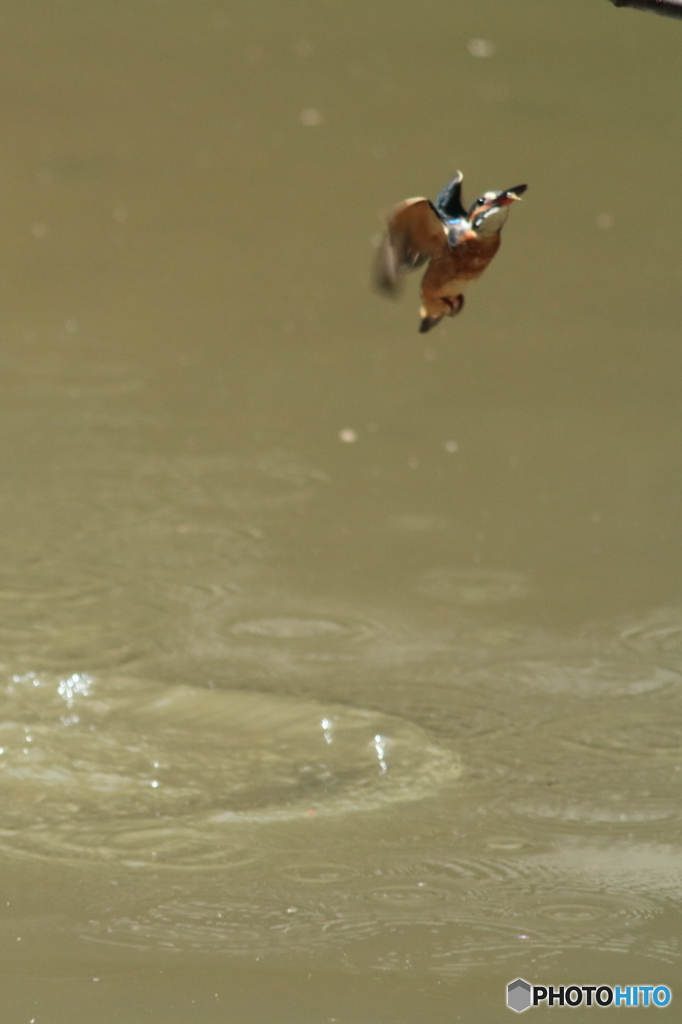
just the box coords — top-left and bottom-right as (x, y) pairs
(229, 617), (356, 640)
(133, 451), (329, 513)
(77, 840), (675, 966)
(361, 885), (450, 907)
(0, 569), (157, 671)
(309, 863), (660, 969)
(344, 853), (528, 889)
(14, 354), (144, 399)
(0, 674), (460, 868)
(559, 705), (682, 760)
(512, 792), (682, 827)
(416, 568), (531, 606)
(279, 863), (360, 884)
(386, 513), (449, 532)
(460, 655), (680, 698)
(276, 848), (529, 894)
(79, 897), (290, 954)
(0, 568), (109, 610)
(617, 608), (682, 664)
(495, 885), (657, 936)
(224, 609), (414, 649)
(207, 609), (424, 678)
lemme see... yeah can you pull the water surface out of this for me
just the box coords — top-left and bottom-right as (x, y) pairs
(0, 0), (681, 1020)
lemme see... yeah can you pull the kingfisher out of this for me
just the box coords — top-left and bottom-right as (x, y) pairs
(375, 171), (527, 333)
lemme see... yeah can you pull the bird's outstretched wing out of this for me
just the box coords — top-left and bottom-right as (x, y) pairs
(375, 198), (446, 294)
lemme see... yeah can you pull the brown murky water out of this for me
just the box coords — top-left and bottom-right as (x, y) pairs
(0, 0), (681, 1020)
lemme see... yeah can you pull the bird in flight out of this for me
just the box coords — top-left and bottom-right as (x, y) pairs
(376, 171), (527, 333)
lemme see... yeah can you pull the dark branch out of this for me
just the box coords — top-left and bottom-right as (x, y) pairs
(610, 0), (682, 19)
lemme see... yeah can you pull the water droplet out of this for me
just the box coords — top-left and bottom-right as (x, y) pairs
(467, 38), (496, 58)
(300, 108), (323, 127)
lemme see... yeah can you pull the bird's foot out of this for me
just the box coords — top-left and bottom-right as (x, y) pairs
(442, 294), (465, 316)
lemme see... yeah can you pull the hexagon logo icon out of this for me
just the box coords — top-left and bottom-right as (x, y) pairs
(507, 978), (532, 1012)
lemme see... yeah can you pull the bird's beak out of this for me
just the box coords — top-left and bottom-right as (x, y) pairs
(419, 315), (442, 334)
(498, 184), (528, 206)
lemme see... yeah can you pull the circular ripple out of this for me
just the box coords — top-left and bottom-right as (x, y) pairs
(500, 887), (655, 933)
(0, 571), (108, 610)
(135, 452), (328, 513)
(229, 617), (353, 640)
(0, 622), (151, 672)
(513, 795), (681, 826)
(535, 902), (603, 922)
(485, 837), (529, 852)
(387, 513), (448, 532)
(0, 675), (460, 867)
(416, 568), (531, 606)
(78, 897), (290, 954)
(561, 707), (682, 759)
(461, 657), (679, 698)
(0, 568), (159, 671)
(226, 614), (392, 646)
(362, 885), (450, 907)
(280, 863), (359, 884)
(618, 610), (682, 663)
